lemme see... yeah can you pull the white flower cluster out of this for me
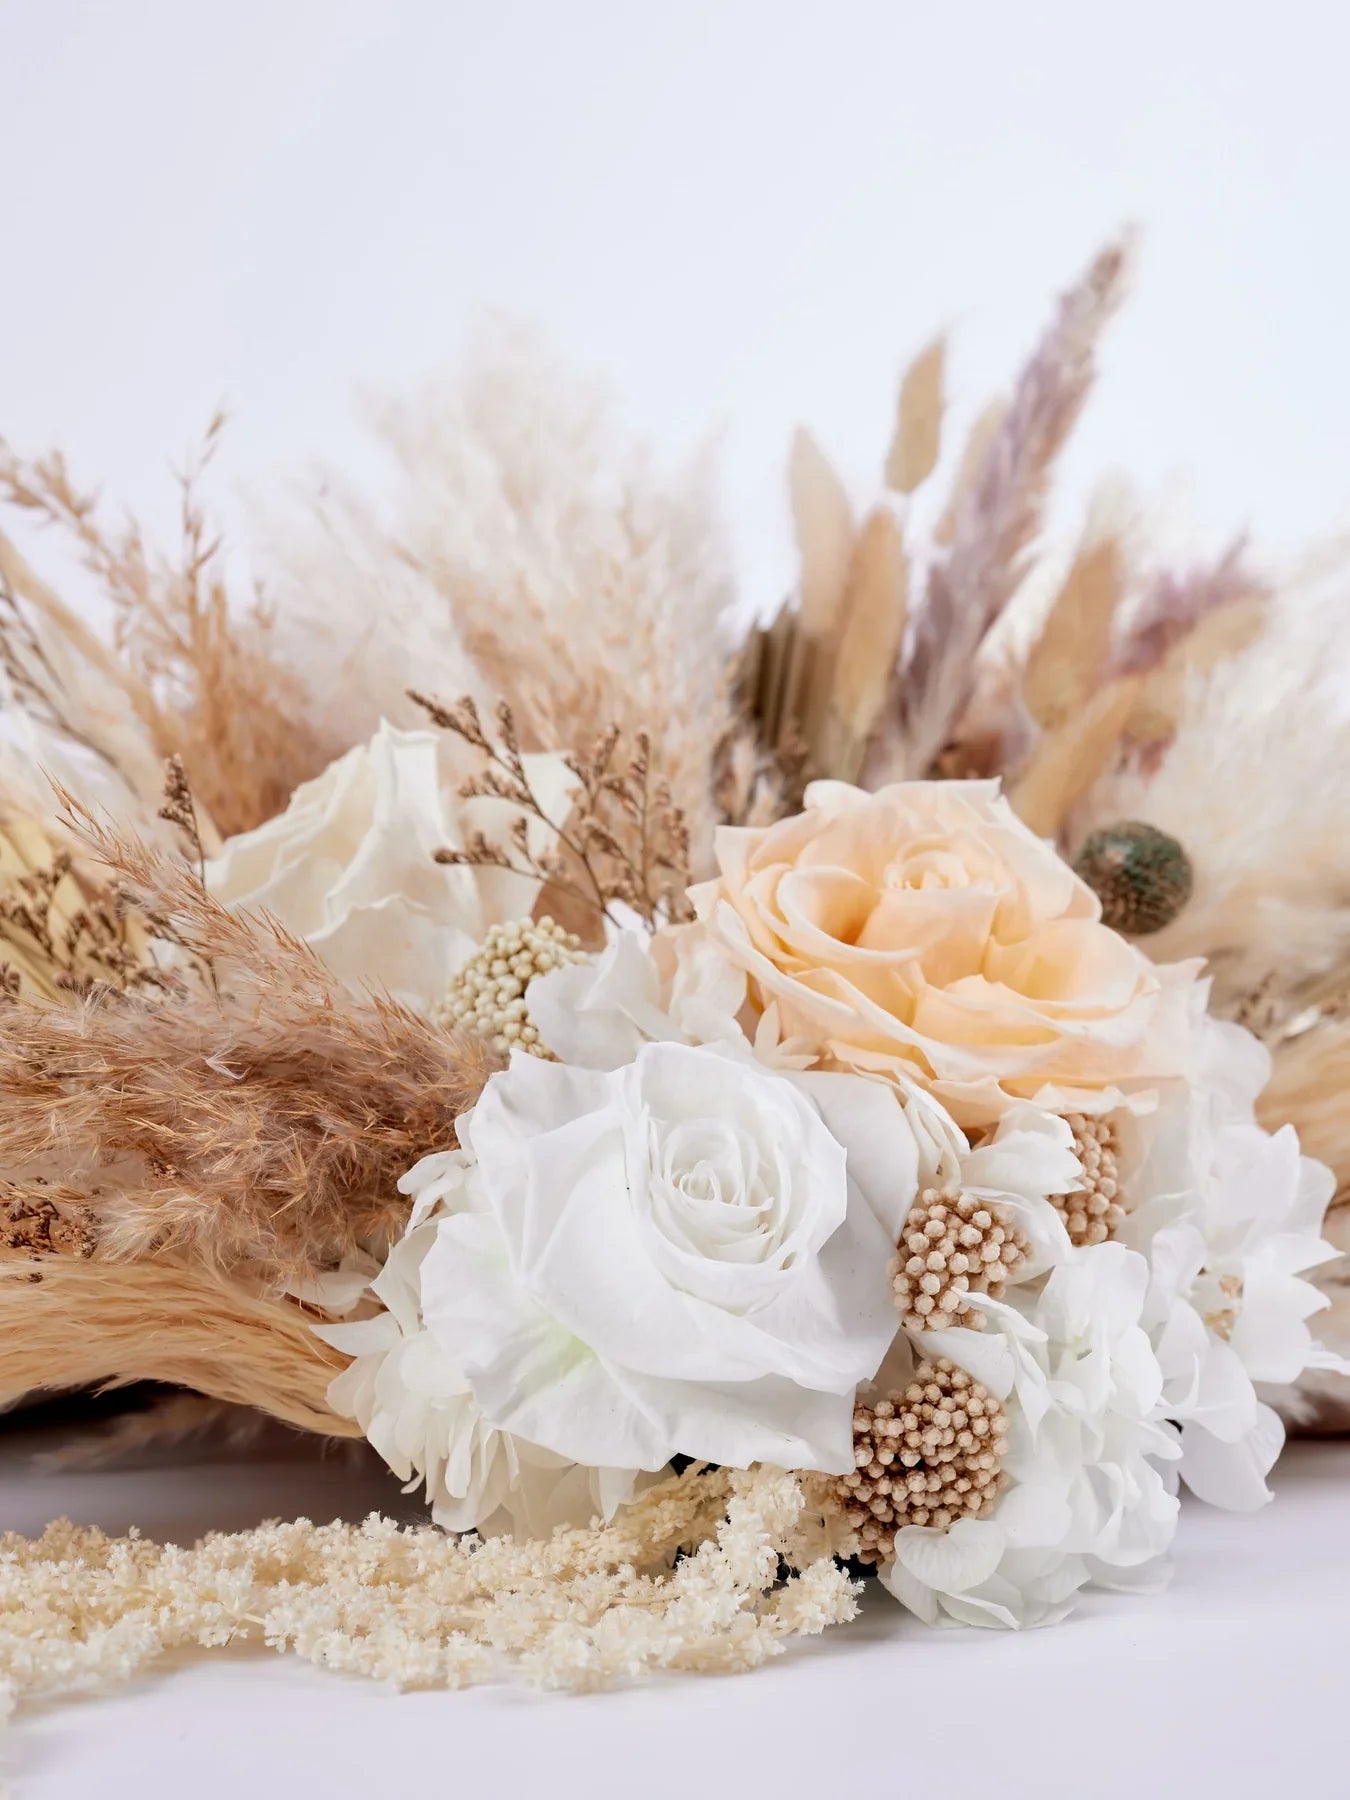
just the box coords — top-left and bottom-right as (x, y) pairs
(315, 778), (1345, 1631)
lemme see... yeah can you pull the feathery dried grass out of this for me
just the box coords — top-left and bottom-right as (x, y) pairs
(1074, 575), (1350, 1011)
(0, 1259), (357, 1437)
(263, 326), (737, 861)
(885, 237), (1132, 778)
(1022, 525), (1125, 731)
(0, 421), (336, 840)
(0, 804), (500, 1283)
(1262, 1017), (1350, 1203)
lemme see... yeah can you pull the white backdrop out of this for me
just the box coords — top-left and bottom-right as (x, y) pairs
(5, 9), (1350, 1792)
(3, 0), (1349, 607)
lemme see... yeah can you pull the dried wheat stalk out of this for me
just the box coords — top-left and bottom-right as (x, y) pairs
(0, 421), (336, 840)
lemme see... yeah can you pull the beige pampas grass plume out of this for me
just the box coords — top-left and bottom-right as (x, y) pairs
(0, 801), (500, 1286)
(263, 324), (737, 859)
(885, 335), (945, 495)
(821, 505), (910, 782)
(1022, 521), (1125, 732)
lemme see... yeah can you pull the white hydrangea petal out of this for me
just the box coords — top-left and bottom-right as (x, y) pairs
(1179, 1404), (1285, 1511)
(891, 1517), (1008, 1595)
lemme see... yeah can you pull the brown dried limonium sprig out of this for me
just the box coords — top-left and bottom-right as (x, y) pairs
(0, 794), (500, 1285)
(410, 691), (694, 933)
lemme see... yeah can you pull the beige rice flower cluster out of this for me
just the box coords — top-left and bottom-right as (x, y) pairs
(0, 1467), (858, 1712)
(889, 1187), (1028, 1331)
(824, 1359), (1009, 1563)
(432, 916), (586, 1056)
(1049, 1113), (1123, 1247)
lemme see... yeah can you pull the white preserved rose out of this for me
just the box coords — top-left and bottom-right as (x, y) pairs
(417, 1040), (915, 1474)
(207, 719), (572, 1011)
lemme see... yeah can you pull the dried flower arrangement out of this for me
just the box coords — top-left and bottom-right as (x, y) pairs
(0, 237), (1346, 1734)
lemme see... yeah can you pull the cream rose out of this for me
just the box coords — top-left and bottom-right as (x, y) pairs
(207, 720), (571, 1011)
(690, 778), (1199, 1129)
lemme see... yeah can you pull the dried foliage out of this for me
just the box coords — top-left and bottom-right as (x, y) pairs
(0, 420), (336, 840)
(0, 1466), (856, 1710)
(0, 1259), (359, 1438)
(411, 692), (693, 932)
(0, 800), (500, 1284)
(1022, 525), (1125, 731)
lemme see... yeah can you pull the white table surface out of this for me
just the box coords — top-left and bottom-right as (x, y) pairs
(2, 1423), (1346, 1800)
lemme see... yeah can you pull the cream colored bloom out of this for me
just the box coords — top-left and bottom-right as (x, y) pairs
(692, 778), (1200, 1129)
(421, 1041), (913, 1474)
(207, 720), (571, 1011)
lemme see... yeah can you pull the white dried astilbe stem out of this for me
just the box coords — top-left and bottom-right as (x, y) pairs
(0, 1467), (857, 1714)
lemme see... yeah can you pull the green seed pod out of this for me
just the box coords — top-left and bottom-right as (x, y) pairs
(1073, 821), (1193, 936)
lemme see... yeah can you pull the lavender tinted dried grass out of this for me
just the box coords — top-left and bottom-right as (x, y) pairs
(883, 237), (1132, 780)
(0, 803), (500, 1283)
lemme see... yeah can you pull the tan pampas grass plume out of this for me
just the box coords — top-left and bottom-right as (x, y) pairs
(885, 335), (945, 495)
(0, 802), (500, 1285)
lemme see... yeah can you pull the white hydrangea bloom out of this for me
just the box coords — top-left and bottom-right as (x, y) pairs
(1120, 1011), (1344, 1509)
(881, 1242), (1179, 1629)
(317, 1151), (639, 1537)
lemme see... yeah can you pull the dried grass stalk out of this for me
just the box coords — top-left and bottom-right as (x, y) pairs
(885, 335), (945, 494)
(890, 238), (1131, 778)
(789, 427), (856, 634)
(0, 1259), (358, 1437)
(933, 398), (1007, 548)
(0, 804), (499, 1283)
(0, 423), (337, 839)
